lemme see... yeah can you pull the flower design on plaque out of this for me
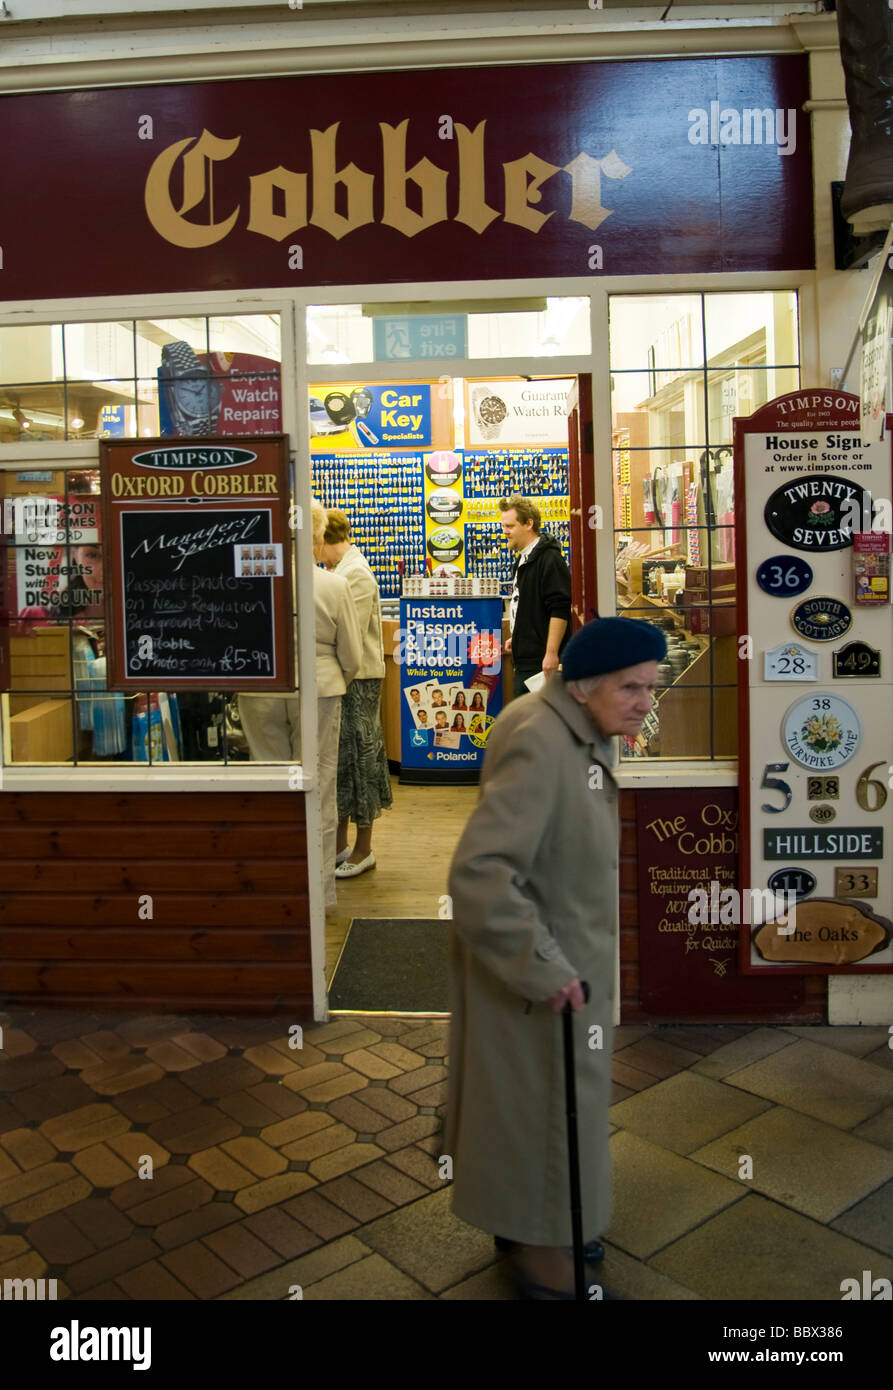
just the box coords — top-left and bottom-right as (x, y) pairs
(764, 642), (817, 682)
(763, 476), (869, 552)
(782, 693), (862, 770)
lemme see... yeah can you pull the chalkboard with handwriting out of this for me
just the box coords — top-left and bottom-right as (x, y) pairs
(102, 435), (293, 691)
(121, 509), (279, 682)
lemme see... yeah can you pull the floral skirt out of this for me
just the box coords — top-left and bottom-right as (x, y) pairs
(337, 678), (393, 826)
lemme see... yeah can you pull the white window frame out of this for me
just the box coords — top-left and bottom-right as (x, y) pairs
(0, 269), (816, 795)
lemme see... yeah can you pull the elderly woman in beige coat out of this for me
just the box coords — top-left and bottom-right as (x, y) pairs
(445, 615), (666, 1299)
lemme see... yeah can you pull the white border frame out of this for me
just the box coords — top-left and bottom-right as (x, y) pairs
(0, 270), (814, 1020)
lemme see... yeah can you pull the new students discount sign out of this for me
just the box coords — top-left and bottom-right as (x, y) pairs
(735, 391), (893, 974)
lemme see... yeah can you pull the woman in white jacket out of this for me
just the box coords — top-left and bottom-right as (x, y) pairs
(319, 509), (393, 878)
(240, 502), (361, 907)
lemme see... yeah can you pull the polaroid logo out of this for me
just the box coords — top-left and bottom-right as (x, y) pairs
(688, 103), (797, 156)
(432, 750), (478, 762)
(50, 1321), (151, 1371)
(1, 1277), (58, 1300)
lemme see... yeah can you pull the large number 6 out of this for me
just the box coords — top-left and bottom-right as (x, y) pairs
(760, 762), (792, 813)
(856, 763), (888, 812)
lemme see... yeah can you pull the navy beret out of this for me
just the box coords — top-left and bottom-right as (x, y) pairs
(561, 617), (667, 681)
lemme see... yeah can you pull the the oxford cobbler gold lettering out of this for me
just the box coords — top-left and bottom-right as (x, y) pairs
(144, 123), (632, 248)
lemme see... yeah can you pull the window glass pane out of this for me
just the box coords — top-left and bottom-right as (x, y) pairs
(704, 290), (799, 365)
(0, 384), (66, 442)
(306, 298), (590, 364)
(136, 388), (161, 439)
(707, 366), (800, 445)
(609, 294), (704, 371)
(612, 372), (706, 450)
(610, 289), (799, 760)
(62, 322), (136, 381)
(65, 384), (137, 441)
(207, 314), (281, 362)
(0, 324), (64, 384)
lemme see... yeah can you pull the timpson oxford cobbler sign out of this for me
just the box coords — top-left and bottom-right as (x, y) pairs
(0, 58), (811, 299)
(100, 437), (294, 691)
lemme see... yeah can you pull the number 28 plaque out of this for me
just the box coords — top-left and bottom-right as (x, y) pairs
(764, 642), (818, 682)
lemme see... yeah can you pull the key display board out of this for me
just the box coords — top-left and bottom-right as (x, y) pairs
(735, 391), (893, 973)
(101, 436), (294, 691)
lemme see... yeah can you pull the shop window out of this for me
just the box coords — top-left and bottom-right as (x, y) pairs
(0, 311), (288, 767)
(0, 314), (282, 442)
(609, 290), (799, 760)
(0, 464), (259, 767)
(306, 297), (590, 365)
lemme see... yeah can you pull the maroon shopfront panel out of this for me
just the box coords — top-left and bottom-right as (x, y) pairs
(0, 56), (812, 302)
(626, 789), (818, 1021)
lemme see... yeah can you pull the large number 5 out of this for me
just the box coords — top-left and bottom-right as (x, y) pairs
(761, 762), (792, 813)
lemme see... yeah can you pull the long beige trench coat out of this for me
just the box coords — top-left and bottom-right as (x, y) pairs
(445, 677), (618, 1246)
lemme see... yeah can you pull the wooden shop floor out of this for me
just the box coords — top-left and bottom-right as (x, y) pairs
(325, 775), (478, 986)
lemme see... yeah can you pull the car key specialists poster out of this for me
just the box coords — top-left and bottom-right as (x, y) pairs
(101, 436), (293, 691)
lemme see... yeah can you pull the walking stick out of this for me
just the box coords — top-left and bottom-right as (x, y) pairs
(562, 980), (590, 1303)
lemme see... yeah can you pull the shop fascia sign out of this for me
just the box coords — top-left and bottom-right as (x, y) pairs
(144, 121), (631, 249)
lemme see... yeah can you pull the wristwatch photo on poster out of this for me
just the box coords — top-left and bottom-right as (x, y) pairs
(735, 390), (893, 974)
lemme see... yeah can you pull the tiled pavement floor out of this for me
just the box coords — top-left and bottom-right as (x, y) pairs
(1, 1009), (893, 1300)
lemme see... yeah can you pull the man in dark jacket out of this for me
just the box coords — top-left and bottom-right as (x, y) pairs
(499, 494), (572, 697)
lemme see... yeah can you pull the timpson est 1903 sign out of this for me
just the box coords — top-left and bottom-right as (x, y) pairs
(100, 436), (294, 691)
(0, 57), (811, 301)
(735, 391), (893, 974)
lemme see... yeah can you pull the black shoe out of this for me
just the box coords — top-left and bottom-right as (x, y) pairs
(495, 1234), (606, 1263)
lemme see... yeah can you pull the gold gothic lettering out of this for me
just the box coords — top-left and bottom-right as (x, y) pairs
(380, 120), (449, 238)
(247, 166), (308, 240)
(143, 123), (634, 248)
(144, 129), (241, 249)
(503, 153), (561, 232)
(454, 121), (499, 234)
(564, 149), (632, 231)
(309, 123), (375, 241)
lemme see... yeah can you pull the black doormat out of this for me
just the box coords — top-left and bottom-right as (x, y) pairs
(329, 918), (450, 1015)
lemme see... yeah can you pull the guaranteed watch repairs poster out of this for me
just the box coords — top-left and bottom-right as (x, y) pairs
(735, 390), (893, 973)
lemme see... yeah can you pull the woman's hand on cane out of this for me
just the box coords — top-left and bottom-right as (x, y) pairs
(549, 978), (586, 1013)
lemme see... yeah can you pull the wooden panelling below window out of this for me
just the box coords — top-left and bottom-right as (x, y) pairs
(0, 792), (311, 1016)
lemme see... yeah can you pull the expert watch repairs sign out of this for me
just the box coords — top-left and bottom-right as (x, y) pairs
(735, 390), (893, 974)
